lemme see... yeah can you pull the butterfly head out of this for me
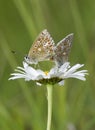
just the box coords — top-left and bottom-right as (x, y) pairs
(24, 55), (38, 65)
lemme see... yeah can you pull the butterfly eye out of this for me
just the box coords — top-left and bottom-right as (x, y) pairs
(25, 56), (29, 60)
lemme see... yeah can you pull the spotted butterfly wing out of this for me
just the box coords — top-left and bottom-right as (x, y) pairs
(25, 29), (55, 64)
(54, 33), (73, 67)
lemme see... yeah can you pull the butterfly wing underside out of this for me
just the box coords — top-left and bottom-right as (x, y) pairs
(54, 33), (73, 66)
(28, 29), (55, 64)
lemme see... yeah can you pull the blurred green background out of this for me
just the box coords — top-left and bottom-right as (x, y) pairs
(0, 0), (94, 130)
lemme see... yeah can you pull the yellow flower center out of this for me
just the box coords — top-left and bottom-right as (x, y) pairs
(44, 71), (49, 76)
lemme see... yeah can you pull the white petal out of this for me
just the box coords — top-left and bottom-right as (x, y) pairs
(36, 82), (42, 86)
(55, 62), (70, 77)
(48, 67), (58, 78)
(25, 66), (38, 77)
(73, 70), (88, 74)
(17, 67), (25, 71)
(23, 61), (28, 68)
(59, 62), (70, 73)
(58, 80), (64, 86)
(9, 73), (31, 80)
(63, 64), (84, 77)
(65, 74), (86, 81)
(15, 69), (25, 74)
(35, 75), (44, 80)
(36, 69), (46, 76)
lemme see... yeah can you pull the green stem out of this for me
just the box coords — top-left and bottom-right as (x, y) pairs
(46, 84), (53, 130)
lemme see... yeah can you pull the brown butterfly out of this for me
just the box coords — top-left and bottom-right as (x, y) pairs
(24, 29), (55, 64)
(53, 33), (73, 67)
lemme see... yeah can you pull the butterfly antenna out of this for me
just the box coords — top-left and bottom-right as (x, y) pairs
(11, 50), (17, 54)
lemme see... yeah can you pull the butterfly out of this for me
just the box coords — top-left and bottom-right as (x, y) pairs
(53, 33), (73, 67)
(24, 29), (73, 66)
(24, 29), (55, 64)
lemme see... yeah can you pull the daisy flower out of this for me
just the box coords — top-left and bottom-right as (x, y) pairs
(9, 62), (88, 86)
